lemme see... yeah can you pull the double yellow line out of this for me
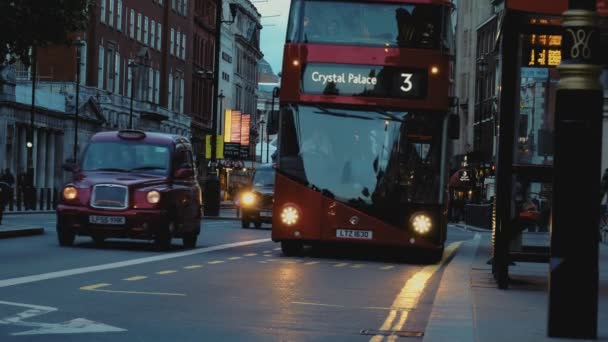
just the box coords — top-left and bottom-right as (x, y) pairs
(370, 241), (462, 342)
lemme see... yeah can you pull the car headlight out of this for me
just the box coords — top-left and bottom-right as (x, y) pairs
(147, 190), (161, 204)
(63, 186), (78, 201)
(281, 205), (300, 226)
(241, 192), (256, 206)
(411, 213), (432, 234)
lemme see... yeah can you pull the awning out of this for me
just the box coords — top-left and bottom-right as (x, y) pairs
(449, 168), (477, 188)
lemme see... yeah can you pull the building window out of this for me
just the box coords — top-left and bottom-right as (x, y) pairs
(181, 33), (186, 60)
(129, 9), (135, 38)
(180, 77), (185, 113)
(150, 20), (156, 49)
(108, 0), (114, 27)
(144, 17), (149, 45)
(100, 0), (106, 23)
(117, 0), (123, 31)
(176, 31), (181, 58)
(154, 70), (160, 104)
(148, 67), (154, 102)
(115, 52), (121, 93)
(98, 45), (105, 89)
(157, 23), (162, 50)
(170, 28), (175, 55)
(106, 47), (115, 92)
(235, 84), (242, 110)
(184, 0), (188, 16)
(137, 13), (142, 42)
(168, 72), (173, 111)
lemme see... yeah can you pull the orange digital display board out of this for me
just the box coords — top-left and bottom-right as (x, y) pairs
(522, 34), (562, 67)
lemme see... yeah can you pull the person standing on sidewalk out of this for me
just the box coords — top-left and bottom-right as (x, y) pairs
(0, 182), (7, 225)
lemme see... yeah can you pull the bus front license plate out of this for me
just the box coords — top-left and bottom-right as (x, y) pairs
(336, 229), (373, 240)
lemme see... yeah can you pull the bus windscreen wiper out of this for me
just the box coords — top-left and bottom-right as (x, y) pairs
(313, 105), (373, 121)
(374, 109), (405, 122)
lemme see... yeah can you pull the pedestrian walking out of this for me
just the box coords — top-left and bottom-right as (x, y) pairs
(0, 168), (15, 188)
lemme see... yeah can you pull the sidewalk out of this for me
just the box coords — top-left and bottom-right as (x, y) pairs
(425, 230), (608, 341)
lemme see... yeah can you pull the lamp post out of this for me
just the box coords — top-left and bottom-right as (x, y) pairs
(27, 48), (37, 176)
(260, 119), (266, 163)
(204, 1), (237, 217)
(548, 0), (602, 338)
(73, 39), (85, 162)
(218, 90), (225, 136)
(268, 86), (279, 163)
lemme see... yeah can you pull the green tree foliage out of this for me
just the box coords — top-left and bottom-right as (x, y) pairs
(0, 0), (95, 66)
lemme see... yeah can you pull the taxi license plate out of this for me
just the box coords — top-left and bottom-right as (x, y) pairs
(260, 211), (272, 218)
(336, 229), (373, 240)
(89, 215), (126, 225)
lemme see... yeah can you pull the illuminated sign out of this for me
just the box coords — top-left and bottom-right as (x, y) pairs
(302, 63), (427, 99)
(522, 34), (562, 67)
(222, 109), (251, 159)
(240, 113), (251, 159)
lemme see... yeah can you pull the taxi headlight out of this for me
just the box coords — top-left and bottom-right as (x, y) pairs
(411, 213), (432, 234)
(147, 190), (161, 204)
(281, 205), (300, 226)
(241, 192), (256, 206)
(63, 186), (78, 201)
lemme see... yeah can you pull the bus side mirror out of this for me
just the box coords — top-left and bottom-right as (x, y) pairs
(449, 115), (460, 140)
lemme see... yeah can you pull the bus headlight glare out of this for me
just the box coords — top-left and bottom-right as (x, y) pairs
(63, 186), (78, 200)
(412, 214), (432, 234)
(241, 192), (256, 206)
(281, 206), (300, 226)
(147, 190), (161, 204)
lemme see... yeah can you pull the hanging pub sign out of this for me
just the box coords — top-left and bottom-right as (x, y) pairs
(521, 34), (562, 67)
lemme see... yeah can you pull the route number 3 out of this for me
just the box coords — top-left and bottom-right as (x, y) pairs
(400, 73), (414, 92)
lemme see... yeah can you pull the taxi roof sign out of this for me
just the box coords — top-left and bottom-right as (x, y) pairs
(118, 130), (147, 140)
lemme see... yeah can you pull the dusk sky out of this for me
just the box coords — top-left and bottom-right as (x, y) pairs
(255, 0), (291, 75)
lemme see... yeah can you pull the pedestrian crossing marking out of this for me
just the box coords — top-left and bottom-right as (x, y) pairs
(380, 266), (395, 270)
(157, 270), (177, 275)
(334, 263), (349, 267)
(258, 261), (268, 264)
(124, 276), (147, 281)
(304, 261), (320, 265)
(228, 257), (241, 260)
(263, 250), (272, 253)
(352, 264), (366, 268)
(274, 248), (281, 251)
(208, 260), (225, 264)
(244, 253), (257, 256)
(183, 265), (203, 269)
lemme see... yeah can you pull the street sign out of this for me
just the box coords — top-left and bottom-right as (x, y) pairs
(224, 142), (241, 159)
(205, 135), (224, 159)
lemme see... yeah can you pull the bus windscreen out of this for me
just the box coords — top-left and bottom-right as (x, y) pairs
(279, 105), (444, 227)
(288, 1), (443, 48)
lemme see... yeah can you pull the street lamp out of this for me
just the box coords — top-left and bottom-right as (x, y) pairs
(260, 119), (266, 163)
(73, 38), (85, 162)
(268, 86), (279, 163)
(127, 61), (141, 129)
(218, 90), (225, 136)
(204, 1), (238, 217)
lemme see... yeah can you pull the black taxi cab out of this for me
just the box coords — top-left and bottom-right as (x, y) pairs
(240, 164), (275, 229)
(56, 130), (202, 250)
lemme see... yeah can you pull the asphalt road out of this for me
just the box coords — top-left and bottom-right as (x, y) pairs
(0, 213), (475, 341)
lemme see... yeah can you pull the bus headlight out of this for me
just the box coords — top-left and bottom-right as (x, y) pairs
(281, 205), (300, 226)
(241, 192), (256, 206)
(63, 186), (78, 201)
(147, 190), (161, 204)
(411, 213), (432, 234)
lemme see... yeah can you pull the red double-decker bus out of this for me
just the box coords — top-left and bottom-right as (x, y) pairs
(272, 0), (457, 262)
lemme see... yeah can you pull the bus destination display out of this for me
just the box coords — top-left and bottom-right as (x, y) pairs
(302, 63), (427, 99)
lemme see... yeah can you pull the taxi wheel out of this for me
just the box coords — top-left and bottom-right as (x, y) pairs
(254, 221), (262, 229)
(154, 222), (173, 251)
(182, 233), (198, 249)
(241, 220), (250, 229)
(57, 224), (75, 247)
(281, 241), (303, 257)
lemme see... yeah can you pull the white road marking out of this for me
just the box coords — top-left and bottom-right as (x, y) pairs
(0, 300), (125, 336)
(208, 260), (225, 264)
(123, 276), (147, 281)
(183, 265), (203, 269)
(370, 241), (462, 342)
(0, 238), (271, 289)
